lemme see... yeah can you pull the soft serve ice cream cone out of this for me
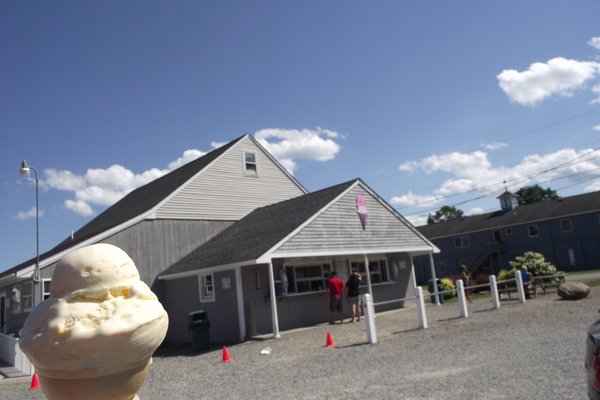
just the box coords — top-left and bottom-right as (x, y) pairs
(20, 243), (169, 400)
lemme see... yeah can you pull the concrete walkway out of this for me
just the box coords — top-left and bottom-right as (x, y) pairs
(0, 359), (28, 381)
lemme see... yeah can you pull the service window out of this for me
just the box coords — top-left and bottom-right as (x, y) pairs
(285, 263), (331, 294)
(350, 259), (391, 285)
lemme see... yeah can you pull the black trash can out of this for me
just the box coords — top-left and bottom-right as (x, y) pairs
(188, 310), (210, 352)
(428, 279), (445, 304)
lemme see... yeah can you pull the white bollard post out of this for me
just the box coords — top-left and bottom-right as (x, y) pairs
(362, 293), (377, 344)
(416, 287), (428, 329)
(490, 275), (500, 310)
(456, 279), (468, 318)
(515, 269), (526, 303)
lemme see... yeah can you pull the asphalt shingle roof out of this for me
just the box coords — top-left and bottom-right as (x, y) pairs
(160, 179), (358, 276)
(1, 136), (244, 277)
(417, 190), (600, 239)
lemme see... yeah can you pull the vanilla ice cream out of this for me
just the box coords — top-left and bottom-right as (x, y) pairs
(20, 243), (168, 398)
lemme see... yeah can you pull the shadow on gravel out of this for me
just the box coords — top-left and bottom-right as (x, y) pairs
(392, 327), (423, 335)
(472, 308), (496, 315)
(437, 316), (462, 323)
(154, 343), (220, 358)
(334, 341), (370, 349)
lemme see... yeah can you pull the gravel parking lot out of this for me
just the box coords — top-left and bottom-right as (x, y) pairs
(2, 286), (598, 400)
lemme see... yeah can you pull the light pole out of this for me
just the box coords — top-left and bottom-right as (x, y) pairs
(19, 160), (40, 283)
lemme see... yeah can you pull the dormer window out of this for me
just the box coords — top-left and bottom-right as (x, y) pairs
(244, 151), (258, 176)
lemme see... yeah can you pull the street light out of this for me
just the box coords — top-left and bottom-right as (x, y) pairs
(19, 160), (40, 283)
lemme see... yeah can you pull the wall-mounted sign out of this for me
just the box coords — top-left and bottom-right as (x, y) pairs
(356, 196), (367, 230)
(221, 277), (231, 290)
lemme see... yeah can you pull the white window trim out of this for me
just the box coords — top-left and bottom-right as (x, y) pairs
(349, 256), (392, 285)
(454, 236), (470, 249)
(21, 281), (33, 312)
(283, 260), (331, 295)
(198, 273), (215, 303)
(42, 278), (52, 301)
(243, 150), (258, 177)
(528, 224), (539, 238)
(560, 218), (573, 233)
(12, 284), (21, 314)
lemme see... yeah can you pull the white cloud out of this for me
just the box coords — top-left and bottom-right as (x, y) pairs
(64, 199), (94, 217)
(41, 148), (204, 217)
(394, 147), (600, 212)
(17, 206), (44, 220)
(584, 178), (600, 192)
(399, 151), (492, 176)
(37, 129), (343, 217)
(497, 57), (600, 106)
(168, 149), (207, 170)
(389, 191), (440, 208)
(44, 169), (86, 191)
(482, 141), (507, 151)
(466, 207), (484, 216)
(589, 37), (600, 50)
(254, 128), (342, 174)
(593, 124), (600, 131)
(405, 214), (428, 227)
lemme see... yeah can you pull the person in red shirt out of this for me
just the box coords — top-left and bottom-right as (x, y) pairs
(328, 271), (345, 324)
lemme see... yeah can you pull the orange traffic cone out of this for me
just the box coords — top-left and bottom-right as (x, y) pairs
(326, 331), (335, 347)
(30, 372), (40, 390)
(222, 346), (231, 363)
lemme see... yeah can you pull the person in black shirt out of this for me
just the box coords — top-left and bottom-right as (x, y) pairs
(345, 270), (362, 322)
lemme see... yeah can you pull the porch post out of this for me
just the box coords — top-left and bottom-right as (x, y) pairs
(364, 254), (373, 298)
(267, 261), (281, 338)
(429, 252), (440, 305)
(409, 256), (418, 290)
(235, 266), (246, 341)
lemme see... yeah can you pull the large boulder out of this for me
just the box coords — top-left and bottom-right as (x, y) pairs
(557, 281), (590, 300)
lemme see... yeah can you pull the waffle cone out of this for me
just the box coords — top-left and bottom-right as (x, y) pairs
(37, 359), (150, 400)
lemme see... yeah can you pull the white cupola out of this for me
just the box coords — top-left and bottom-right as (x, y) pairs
(497, 190), (518, 212)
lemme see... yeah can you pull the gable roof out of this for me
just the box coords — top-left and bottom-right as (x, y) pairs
(2, 134), (305, 278)
(159, 179), (357, 279)
(160, 178), (436, 280)
(417, 190), (600, 239)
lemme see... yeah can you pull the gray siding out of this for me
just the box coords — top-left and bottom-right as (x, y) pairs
(156, 136), (305, 220)
(164, 270), (240, 345)
(277, 185), (430, 254)
(4, 219), (234, 335)
(39, 219), (234, 291)
(242, 253), (415, 337)
(103, 219), (234, 287)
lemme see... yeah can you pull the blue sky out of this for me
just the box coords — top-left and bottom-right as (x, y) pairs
(2, 1), (600, 271)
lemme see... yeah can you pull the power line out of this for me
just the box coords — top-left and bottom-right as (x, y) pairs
(400, 156), (600, 220)
(393, 147), (600, 211)
(370, 107), (600, 184)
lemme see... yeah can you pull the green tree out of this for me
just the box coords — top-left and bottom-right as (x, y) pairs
(515, 185), (559, 206)
(427, 205), (464, 224)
